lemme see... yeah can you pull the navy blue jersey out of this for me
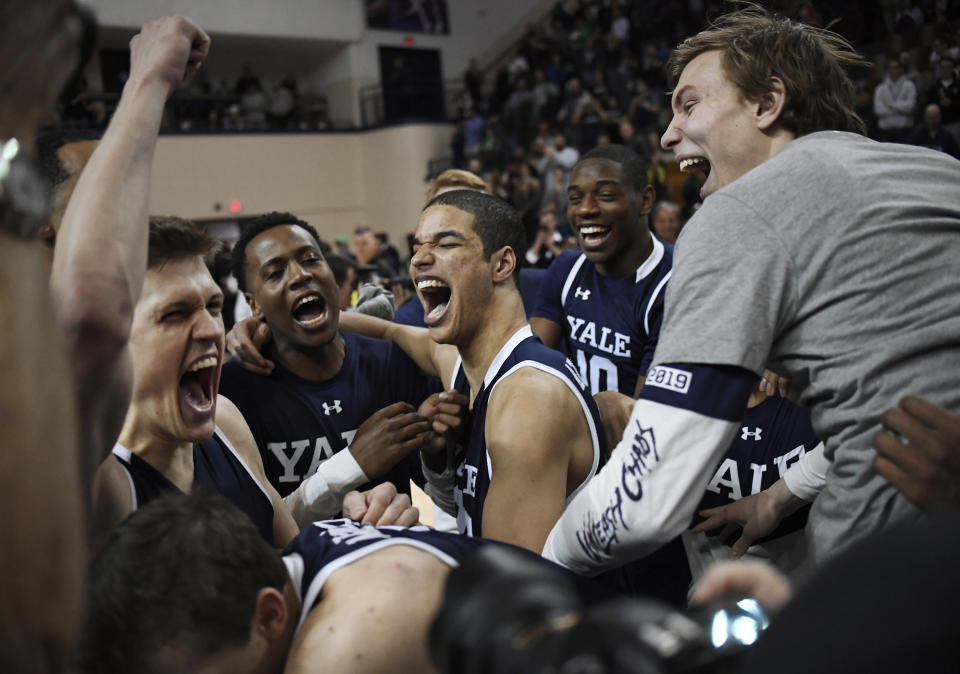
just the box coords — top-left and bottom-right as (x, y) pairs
(220, 331), (441, 497)
(112, 429), (274, 542)
(451, 326), (605, 538)
(393, 296), (426, 327)
(531, 241), (672, 396)
(282, 518), (617, 628)
(697, 395), (821, 539)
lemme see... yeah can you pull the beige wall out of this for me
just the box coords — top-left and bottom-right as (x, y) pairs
(148, 124), (453, 246)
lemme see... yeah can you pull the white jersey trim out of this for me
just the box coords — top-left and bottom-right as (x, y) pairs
(560, 253), (589, 306)
(291, 537), (460, 633)
(635, 236), (665, 282)
(486, 360), (602, 501)
(111, 443), (139, 511)
(644, 269), (671, 336)
(448, 355), (463, 390)
(482, 325), (535, 389)
(213, 426), (273, 504)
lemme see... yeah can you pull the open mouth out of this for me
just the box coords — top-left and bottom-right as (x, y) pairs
(292, 293), (328, 328)
(417, 278), (451, 325)
(578, 224), (612, 248)
(679, 156), (711, 182)
(179, 355), (217, 418)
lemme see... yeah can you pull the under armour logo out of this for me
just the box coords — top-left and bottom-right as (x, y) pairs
(322, 400), (343, 416)
(574, 287), (591, 301)
(740, 427), (762, 441)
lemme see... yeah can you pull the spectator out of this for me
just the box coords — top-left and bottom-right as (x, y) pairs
(910, 103), (960, 158)
(650, 200), (682, 244)
(874, 57), (917, 142)
(928, 56), (960, 138)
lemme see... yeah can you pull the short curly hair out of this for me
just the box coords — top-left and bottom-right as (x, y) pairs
(230, 211), (325, 292)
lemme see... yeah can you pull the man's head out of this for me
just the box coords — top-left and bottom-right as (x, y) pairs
(127, 217), (224, 444)
(411, 190), (524, 344)
(887, 58), (903, 81)
(425, 168), (489, 203)
(924, 103), (943, 131)
(567, 144), (655, 275)
(231, 211), (340, 353)
(34, 128), (100, 245)
(662, 6), (866, 198)
(326, 254), (358, 309)
(940, 56), (956, 82)
(78, 492), (296, 674)
(651, 201), (681, 244)
(351, 226), (379, 265)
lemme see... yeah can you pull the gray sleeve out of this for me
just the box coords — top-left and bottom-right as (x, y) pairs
(652, 195), (797, 375)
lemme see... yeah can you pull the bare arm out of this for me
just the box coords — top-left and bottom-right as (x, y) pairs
(0, 236), (85, 671)
(482, 369), (583, 553)
(339, 311), (458, 382)
(529, 316), (562, 350)
(90, 456), (135, 552)
(50, 16), (210, 478)
(216, 396), (300, 547)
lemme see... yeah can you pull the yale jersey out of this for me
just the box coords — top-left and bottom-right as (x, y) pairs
(282, 519), (486, 628)
(220, 331), (441, 497)
(532, 240), (672, 396)
(451, 325), (605, 538)
(112, 428), (275, 542)
(282, 518), (615, 630)
(697, 394), (820, 536)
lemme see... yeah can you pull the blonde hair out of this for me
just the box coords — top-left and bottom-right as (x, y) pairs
(424, 169), (490, 205)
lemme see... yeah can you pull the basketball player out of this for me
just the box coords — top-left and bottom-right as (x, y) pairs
(78, 492), (594, 674)
(90, 217), (300, 548)
(91, 215), (424, 547)
(530, 144), (669, 399)
(543, 6), (960, 575)
(220, 211), (455, 525)
(338, 190), (605, 554)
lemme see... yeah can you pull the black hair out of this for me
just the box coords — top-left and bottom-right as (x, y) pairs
(34, 128), (101, 194)
(424, 189), (525, 280)
(230, 211), (324, 292)
(326, 253), (357, 286)
(76, 491), (288, 674)
(579, 144), (651, 195)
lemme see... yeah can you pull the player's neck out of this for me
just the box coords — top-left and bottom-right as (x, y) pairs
(747, 387), (768, 409)
(268, 333), (346, 382)
(458, 287), (528, 395)
(597, 230), (654, 277)
(118, 419), (195, 490)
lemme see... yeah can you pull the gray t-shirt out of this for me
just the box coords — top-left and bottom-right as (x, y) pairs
(654, 131), (960, 563)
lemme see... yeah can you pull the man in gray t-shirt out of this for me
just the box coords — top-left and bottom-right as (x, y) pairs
(543, 6), (960, 574)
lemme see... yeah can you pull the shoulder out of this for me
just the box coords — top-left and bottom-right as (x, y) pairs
(489, 363), (585, 425)
(214, 395), (262, 465)
(91, 455), (135, 549)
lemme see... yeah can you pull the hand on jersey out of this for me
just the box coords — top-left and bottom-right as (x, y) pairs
(350, 402), (432, 478)
(342, 482), (420, 527)
(690, 480), (803, 559)
(417, 390), (469, 454)
(874, 396), (960, 510)
(127, 16), (210, 98)
(225, 316), (274, 375)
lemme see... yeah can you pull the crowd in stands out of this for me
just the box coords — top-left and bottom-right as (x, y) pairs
(450, 0), (960, 243)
